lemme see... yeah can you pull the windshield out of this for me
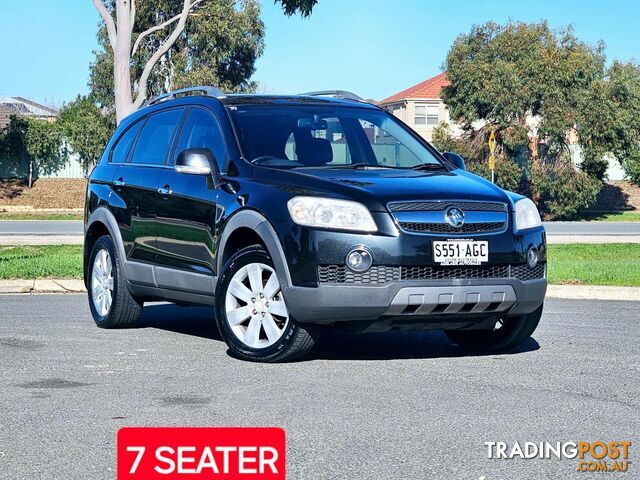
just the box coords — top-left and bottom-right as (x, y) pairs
(228, 104), (445, 169)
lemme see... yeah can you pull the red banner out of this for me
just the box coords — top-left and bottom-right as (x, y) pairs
(117, 427), (286, 479)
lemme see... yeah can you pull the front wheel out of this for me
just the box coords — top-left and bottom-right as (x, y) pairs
(445, 304), (543, 352)
(215, 245), (319, 362)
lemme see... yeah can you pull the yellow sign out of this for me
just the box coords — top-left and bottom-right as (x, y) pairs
(488, 131), (497, 154)
(488, 154), (495, 170)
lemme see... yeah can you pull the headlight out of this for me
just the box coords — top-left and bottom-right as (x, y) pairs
(514, 198), (542, 230)
(287, 196), (377, 232)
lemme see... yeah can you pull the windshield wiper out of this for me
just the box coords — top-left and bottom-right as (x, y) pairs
(327, 163), (403, 169)
(411, 163), (447, 171)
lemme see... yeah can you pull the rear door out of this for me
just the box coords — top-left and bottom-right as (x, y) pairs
(116, 108), (185, 264)
(154, 107), (227, 292)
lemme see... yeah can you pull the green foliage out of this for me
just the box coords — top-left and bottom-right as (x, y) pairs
(439, 20), (614, 218)
(579, 156), (609, 180)
(442, 21), (605, 143)
(1, 116), (66, 185)
(467, 156), (522, 193)
(442, 20), (640, 192)
(624, 151), (640, 184)
(432, 123), (522, 192)
(90, 0), (266, 111)
(275, 0), (317, 16)
(58, 96), (114, 172)
(577, 61), (640, 182)
(529, 159), (601, 219)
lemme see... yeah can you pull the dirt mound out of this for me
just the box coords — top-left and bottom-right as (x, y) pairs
(0, 179), (87, 209)
(587, 181), (640, 211)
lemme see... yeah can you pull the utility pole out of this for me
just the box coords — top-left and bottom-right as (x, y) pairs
(488, 130), (497, 184)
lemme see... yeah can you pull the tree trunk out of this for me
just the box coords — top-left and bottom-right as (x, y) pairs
(527, 135), (540, 164)
(93, 0), (201, 125)
(114, 0), (135, 123)
(28, 160), (33, 188)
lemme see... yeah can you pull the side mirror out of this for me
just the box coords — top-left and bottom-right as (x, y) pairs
(442, 151), (466, 170)
(175, 148), (218, 176)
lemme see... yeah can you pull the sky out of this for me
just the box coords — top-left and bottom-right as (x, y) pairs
(0, 0), (639, 107)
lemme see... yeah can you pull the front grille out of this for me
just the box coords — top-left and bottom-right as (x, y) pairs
(317, 263), (546, 285)
(399, 221), (505, 234)
(389, 201), (507, 212)
(401, 265), (509, 280)
(317, 265), (401, 284)
(511, 263), (546, 281)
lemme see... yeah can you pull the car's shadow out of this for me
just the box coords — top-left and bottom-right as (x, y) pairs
(135, 303), (540, 361)
(136, 303), (222, 341)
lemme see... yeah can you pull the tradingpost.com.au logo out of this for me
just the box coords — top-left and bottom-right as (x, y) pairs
(485, 441), (632, 473)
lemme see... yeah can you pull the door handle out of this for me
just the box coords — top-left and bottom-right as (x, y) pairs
(113, 178), (125, 187)
(158, 185), (173, 196)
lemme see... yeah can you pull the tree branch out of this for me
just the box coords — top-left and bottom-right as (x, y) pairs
(92, 0), (118, 49)
(131, 0), (136, 29)
(131, 0), (203, 57)
(132, 0), (200, 109)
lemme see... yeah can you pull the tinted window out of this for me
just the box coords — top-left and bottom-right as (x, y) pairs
(228, 105), (443, 169)
(175, 108), (226, 167)
(359, 119), (423, 167)
(131, 109), (183, 165)
(283, 117), (351, 165)
(111, 120), (142, 164)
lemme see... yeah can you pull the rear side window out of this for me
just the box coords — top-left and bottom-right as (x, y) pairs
(110, 120), (142, 164)
(131, 109), (183, 165)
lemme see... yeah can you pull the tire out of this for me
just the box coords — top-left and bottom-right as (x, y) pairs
(215, 245), (320, 362)
(87, 235), (143, 328)
(445, 304), (543, 352)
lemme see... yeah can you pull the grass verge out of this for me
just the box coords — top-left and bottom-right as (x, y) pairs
(1, 243), (639, 287)
(0, 213), (83, 221)
(574, 211), (640, 222)
(0, 245), (83, 279)
(547, 244), (640, 287)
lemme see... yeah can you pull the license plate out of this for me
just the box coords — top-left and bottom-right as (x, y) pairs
(433, 240), (488, 265)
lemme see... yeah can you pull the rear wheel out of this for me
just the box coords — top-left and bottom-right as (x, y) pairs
(215, 245), (319, 362)
(445, 304), (543, 352)
(88, 235), (142, 328)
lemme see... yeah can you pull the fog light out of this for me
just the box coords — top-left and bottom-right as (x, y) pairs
(527, 246), (539, 269)
(346, 248), (372, 272)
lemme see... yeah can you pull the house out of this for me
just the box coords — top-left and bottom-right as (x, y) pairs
(0, 96), (58, 129)
(378, 73), (625, 180)
(378, 72), (452, 142)
(0, 96), (86, 179)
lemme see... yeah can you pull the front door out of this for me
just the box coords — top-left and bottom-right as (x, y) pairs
(154, 107), (227, 292)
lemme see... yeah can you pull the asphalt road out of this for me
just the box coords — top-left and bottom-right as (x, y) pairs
(0, 295), (638, 479)
(543, 221), (640, 236)
(0, 220), (83, 235)
(2, 220), (640, 237)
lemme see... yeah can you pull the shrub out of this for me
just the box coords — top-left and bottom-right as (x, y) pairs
(623, 151), (640, 184)
(530, 160), (601, 219)
(580, 155), (609, 180)
(432, 123), (522, 191)
(466, 156), (523, 192)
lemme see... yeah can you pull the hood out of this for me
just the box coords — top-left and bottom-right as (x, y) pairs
(253, 166), (511, 212)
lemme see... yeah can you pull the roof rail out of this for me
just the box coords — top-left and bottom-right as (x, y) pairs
(300, 90), (364, 102)
(144, 86), (226, 108)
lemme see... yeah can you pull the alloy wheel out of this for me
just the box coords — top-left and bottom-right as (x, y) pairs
(224, 262), (289, 349)
(91, 248), (114, 317)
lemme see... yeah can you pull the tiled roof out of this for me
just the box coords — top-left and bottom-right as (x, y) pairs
(379, 72), (450, 104)
(0, 96), (58, 128)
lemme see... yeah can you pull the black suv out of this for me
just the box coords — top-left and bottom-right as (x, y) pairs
(84, 86), (546, 362)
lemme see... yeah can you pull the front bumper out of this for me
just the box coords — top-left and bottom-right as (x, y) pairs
(283, 277), (547, 326)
